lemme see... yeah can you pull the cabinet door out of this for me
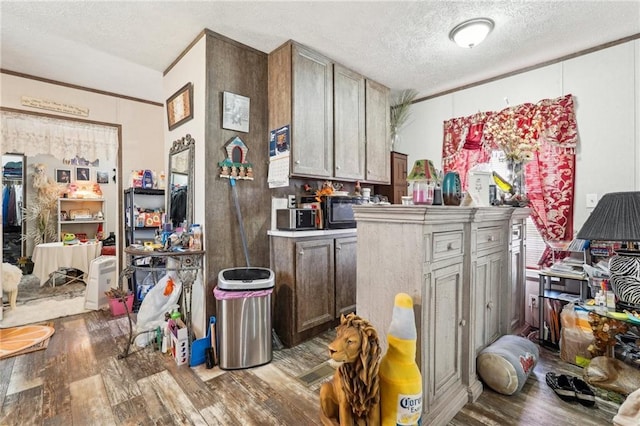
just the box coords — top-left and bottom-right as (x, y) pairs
(335, 236), (357, 317)
(291, 44), (333, 178)
(295, 239), (335, 332)
(474, 251), (505, 353)
(334, 65), (365, 180)
(427, 262), (464, 408)
(365, 79), (390, 183)
(510, 238), (524, 331)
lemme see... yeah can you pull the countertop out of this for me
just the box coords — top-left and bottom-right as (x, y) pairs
(267, 228), (357, 238)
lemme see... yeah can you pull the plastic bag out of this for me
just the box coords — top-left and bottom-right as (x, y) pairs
(135, 272), (182, 347)
(560, 303), (594, 366)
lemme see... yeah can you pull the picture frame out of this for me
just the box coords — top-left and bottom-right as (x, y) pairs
(96, 171), (109, 184)
(55, 168), (71, 184)
(76, 167), (90, 182)
(166, 82), (194, 131)
(222, 91), (250, 133)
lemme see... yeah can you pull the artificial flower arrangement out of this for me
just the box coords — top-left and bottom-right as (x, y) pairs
(485, 107), (542, 163)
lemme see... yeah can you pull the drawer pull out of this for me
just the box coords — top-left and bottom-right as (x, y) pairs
(487, 301), (494, 310)
(447, 243), (454, 250)
(488, 235), (495, 242)
(459, 319), (466, 327)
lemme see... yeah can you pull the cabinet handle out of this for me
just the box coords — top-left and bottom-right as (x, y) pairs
(295, 160), (301, 165)
(488, 235), (495, 242)
(447, 243), (454, 250)
(336, 245), (341, 250)
(336, 165), (341, 170)
(298, 250), (304, 256)
(487, 301), (494, 310)
(459, 319), (466, 327)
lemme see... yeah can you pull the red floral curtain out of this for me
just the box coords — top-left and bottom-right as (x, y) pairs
(441, 94), (579, 266)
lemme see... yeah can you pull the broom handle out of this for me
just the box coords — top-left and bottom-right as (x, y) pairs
(230, 178), (251, 267)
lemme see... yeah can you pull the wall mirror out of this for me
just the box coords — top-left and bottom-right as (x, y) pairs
(167, 134), (195, 228)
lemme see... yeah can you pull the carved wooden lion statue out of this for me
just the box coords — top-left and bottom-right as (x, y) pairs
(320, 313), (381, 426)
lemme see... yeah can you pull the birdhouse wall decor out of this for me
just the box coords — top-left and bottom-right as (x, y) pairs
(219, 136), (254, 180)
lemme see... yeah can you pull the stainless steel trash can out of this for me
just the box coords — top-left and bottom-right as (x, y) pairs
(215, 267), (274, 370)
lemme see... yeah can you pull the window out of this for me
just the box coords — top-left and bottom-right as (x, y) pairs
(490, 150), (544, 269)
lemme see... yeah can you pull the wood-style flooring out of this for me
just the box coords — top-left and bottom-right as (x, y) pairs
(0, 310), (622, 425)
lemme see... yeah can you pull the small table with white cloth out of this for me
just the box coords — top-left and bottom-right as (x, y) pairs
(32, 241), (102, 286)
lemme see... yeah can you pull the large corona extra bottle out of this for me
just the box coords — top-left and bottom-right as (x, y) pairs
(380, 293), (422, 426)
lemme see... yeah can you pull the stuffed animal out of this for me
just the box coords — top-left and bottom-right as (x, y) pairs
(2, 263), (23, 309)
(320, 313), (381, 426)
(614, 387), (640, 426)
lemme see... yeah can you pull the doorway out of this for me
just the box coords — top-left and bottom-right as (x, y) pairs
(2, 154), (26, 265)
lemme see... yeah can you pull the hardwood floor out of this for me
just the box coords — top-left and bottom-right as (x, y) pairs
(0, 310), (622, 425)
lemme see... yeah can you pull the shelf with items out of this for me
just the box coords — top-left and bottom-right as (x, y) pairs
(57, 198), (105, 241)
(538, 269), (590, 349)
(124, 188), (165, 303)
(124, 188), (165, 247)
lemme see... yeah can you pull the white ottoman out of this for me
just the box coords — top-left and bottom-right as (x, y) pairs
(477, 334), (539, 395)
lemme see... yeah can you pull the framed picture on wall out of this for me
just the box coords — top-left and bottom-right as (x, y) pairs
(96, 171), (109, 184)
(76, 167), (90, 181)
(166, 82), (194, 131)
(55, 168), (71, 184)
(222, 91), (250, 133)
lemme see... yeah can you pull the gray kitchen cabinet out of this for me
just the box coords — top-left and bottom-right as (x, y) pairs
(509, 209), (529, 333)
(335, 236), (357, 317)
(334, 64), (365, 180)
(269, 231), (357, 348)
(269, 41), (333, 178)
(268, 40), (390, 183)
(365, 79), (391, 183)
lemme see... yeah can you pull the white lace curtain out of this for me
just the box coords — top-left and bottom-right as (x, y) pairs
(1, 110), (118, 161)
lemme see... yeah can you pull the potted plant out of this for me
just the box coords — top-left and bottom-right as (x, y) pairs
(390, 89), (418, 150)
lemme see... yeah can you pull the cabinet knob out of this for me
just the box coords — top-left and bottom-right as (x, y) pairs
(295, 160), (301, 165)
(488, 235), (495, 242)
(459, 319), (466, 327)
(487, 301), (494, 310)
(336, 245), (341, 250)
(447, 243), (454, 250)
(336, 165), (341, 170)
(298, 250), (304, 256)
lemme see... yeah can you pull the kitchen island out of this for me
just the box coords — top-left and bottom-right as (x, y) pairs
(353, 204), (522, 425)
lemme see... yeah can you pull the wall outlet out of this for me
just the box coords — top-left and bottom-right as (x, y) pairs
(528, 293), (538, 308)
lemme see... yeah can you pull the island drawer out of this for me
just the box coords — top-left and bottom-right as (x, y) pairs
(432, 231), (464, 261)
(476, 226), (505, 252)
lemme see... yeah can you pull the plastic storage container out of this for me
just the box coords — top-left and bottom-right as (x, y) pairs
(214, 267), (274, 369)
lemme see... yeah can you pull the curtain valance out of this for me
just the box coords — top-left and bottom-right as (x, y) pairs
(1, 111), (118, 162)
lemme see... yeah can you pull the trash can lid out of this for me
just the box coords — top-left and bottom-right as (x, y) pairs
(218, 267), (274, 290)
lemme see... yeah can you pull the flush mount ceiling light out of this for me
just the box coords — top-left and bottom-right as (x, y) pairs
(449, 18), (495, 48)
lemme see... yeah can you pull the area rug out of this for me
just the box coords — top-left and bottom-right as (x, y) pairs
(14, 273), (86, 304)
(0, 323), (55, 359)
(0, 296), (89, 328)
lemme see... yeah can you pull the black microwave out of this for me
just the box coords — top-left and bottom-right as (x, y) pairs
(321, 196), (362, 229)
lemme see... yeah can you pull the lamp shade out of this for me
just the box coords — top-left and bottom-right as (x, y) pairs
(407, 159), (437, 182)
(576, 192), (640, 242)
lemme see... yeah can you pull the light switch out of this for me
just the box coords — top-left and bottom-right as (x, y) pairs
(586, 193), (598, 208)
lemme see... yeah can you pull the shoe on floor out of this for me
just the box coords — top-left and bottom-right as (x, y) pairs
(571, 376), (596, 407)
(546, 372), (576, 401)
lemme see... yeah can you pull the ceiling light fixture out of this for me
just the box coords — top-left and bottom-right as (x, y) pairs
(449, 18), (495, 48)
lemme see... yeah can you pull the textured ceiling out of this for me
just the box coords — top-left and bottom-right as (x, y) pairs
(1, 1), (639, 103)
